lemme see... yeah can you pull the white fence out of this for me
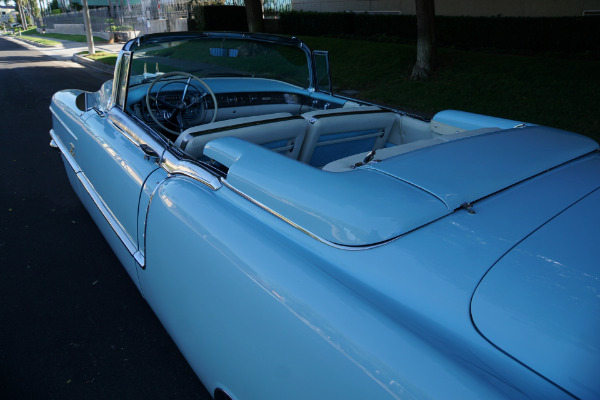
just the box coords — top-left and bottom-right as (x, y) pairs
(41, 0), (292, 40)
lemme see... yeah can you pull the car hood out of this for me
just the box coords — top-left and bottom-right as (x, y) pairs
(206, 126), (597, 246)
(471, 188), (600, 399)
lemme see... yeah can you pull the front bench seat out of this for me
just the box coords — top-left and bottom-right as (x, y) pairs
(175, 113), (308, 160)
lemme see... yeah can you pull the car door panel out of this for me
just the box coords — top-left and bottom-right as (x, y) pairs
(51, 92), (159, 288)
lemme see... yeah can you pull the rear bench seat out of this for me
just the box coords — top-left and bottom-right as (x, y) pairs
(322, 127), (501, 172)
(175, 113), (308, 160)
(298, 106), (398, 167)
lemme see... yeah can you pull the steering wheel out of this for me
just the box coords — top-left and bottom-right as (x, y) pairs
(146, 71), (218, 135)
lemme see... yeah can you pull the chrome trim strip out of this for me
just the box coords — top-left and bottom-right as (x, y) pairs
(49, 130), (143, 267)
(110, 52), (124, 108)
(49, 129), (81, 173)
(75, 165), (142, 266)
(314, 130), (384, 147)
(107, 107), (164, 151)
(133, 251), (145, 268)
(137, 175), (169, 270)
(50, 107), (78, 141)
(221, 179), (394, 250)
(270, 144), (294, 153)
(161, 151), (222, 190)
(307, 109), (389, 122)
(108, 111), (145, 147)
(107, 108), (220, 189)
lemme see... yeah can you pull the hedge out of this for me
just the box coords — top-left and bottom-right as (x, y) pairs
(188, 5), (248, 32)
(276, 11), (600, 53)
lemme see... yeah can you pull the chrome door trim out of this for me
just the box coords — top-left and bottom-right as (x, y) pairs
(52, 106), (220, 270)
(108, 107), (161, 150)
(108, 107), (222, 190)
(50, 106), (79, 141)
(160, 152), (222, 190)
(137, 175), (168, 270)
(49, 128), (145, 267)
(49, 129), (80, 174)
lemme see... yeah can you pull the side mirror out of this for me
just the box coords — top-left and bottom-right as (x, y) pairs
(75, 92), (97, 112)
(313, 50), (332, 95)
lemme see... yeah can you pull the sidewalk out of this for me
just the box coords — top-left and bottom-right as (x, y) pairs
(4, 34), (122, 74)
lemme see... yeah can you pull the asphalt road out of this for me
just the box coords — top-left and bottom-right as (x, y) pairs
(0, 37), (211, 399)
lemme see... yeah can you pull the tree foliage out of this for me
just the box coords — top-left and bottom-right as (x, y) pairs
(28, 0), (40, 18)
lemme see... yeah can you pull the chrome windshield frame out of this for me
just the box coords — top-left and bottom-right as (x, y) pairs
(122, 31), (318, 91)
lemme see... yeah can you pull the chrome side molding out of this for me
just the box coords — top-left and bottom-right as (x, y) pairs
(49, 129), (146, 268)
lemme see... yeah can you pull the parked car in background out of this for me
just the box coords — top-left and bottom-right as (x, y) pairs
(50, 32), (599, 400)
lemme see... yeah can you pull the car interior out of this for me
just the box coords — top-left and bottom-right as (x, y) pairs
(153, 98), (497, 171)
(122, 37), (498, 172)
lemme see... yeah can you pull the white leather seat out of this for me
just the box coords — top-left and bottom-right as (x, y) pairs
(175, 113), (308, 160)
(298, 106), (397, 167)
(322, 127), (501, 172)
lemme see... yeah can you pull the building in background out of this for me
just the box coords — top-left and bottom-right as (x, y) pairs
(1, 5), (19, 25)
(291, 0), (600, 17)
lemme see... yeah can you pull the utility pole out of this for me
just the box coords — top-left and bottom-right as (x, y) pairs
(82, 0), (95, 55)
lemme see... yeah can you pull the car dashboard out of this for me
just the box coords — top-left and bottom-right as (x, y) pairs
(126, 77), (345, 135)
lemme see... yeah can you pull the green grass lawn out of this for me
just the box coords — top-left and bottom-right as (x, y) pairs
(78, 51), (118, 66)
(20, 27), (107, 44)
(301, 36), (600, 141)
(14, 35), (62, 47)
(19, 27), (39, 35)
(39, 32), (107, 43)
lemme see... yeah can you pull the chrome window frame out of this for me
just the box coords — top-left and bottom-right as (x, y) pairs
(116, 51), (132, 109)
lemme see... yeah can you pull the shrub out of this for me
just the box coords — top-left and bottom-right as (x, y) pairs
(276, 12), (600, 53)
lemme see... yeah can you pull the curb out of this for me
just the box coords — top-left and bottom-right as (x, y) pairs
(72, 52), (115, 75)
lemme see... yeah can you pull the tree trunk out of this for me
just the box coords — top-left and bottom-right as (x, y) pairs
(244, 0), (263, 33)
(17, 0), (28, 29)
(82, 0), (95, 55)
(411, 0), (436, 80)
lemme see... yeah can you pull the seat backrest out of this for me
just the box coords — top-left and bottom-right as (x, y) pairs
(175, 113), (307, 160)
(321, 127), (502, 172)
(298, 106), (397, 167)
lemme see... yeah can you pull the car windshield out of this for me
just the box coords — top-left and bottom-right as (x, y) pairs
(129, 36), (311, 88)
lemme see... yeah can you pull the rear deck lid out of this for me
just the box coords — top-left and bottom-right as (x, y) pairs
(205, 127), (597, 246)
(366, 126), (598, 210)
(471, 188), (600, 399)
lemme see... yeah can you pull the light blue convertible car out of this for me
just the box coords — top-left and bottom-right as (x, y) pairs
(50, 32), (599, 400)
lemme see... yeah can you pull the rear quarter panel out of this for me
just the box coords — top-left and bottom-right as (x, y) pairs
(138, 175), (529, 400)
(139, 176), (396, 399)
